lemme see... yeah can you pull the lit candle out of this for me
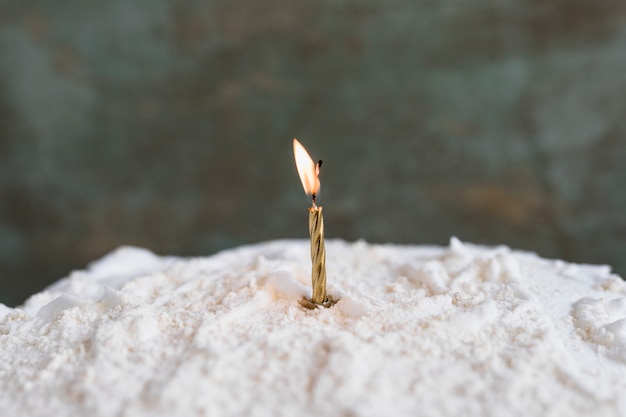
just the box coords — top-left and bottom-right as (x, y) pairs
(293, 138), (337, 308)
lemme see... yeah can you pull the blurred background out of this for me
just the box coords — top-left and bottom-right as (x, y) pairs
(1, 1), (625, 306)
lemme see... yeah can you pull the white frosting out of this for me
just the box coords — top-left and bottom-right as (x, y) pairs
(1, 238), (625, 416)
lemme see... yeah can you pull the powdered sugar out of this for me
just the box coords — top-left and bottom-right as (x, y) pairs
(1, 238), (625, 417)
(572, 296), (626, 362)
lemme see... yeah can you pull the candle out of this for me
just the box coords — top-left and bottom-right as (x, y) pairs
(308, 203), (326, 304)
(293, 138), (336, 308)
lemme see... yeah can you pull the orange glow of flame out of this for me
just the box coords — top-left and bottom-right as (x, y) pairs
(293, 138), (320, 196)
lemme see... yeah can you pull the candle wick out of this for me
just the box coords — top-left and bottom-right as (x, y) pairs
(312, 160), (322, 209)
(312, 160), (323, 208)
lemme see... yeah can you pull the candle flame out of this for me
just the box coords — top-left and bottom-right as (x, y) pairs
(293, 138), (320, 196)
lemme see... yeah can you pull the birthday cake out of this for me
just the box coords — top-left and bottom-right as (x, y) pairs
(1, 238), (625, 416)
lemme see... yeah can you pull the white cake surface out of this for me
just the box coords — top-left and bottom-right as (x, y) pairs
(1, 238), (625, 417)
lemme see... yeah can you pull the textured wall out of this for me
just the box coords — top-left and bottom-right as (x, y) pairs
(1, 1), (626, 306)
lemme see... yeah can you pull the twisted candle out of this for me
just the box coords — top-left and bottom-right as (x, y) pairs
(308, 204), (326, 304)
(293, 138), (336, 308)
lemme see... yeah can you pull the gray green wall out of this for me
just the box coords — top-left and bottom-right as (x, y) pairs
(1, 1), (625, 306)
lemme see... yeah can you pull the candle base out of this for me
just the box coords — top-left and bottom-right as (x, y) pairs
(298, 295), (339, 310)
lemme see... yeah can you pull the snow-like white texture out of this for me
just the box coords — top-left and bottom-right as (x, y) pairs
(1, 238), (626, 417)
